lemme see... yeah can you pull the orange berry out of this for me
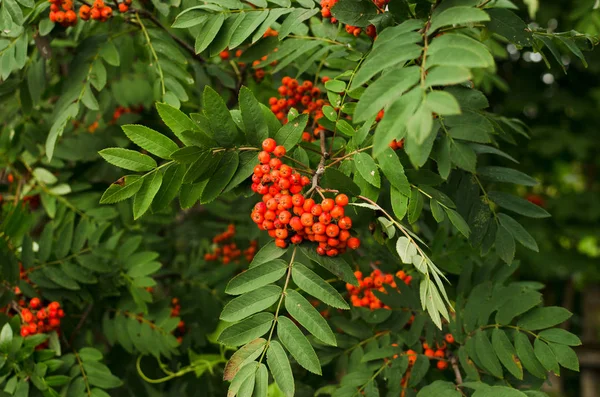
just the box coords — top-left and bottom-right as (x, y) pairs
(321, 198), (334, 212)
(424, 349), (435, 358)
(347, 237), (360, 250)
(273, 145), (286, 158)
(262, 138), (277, 152)
(219, 50), (230, 60)
(434, 350), (445, 358)
(335, 194), (349, 206)
(437, 360), (448, 370)
(118, 3), (128, 12)
(338, 216), (352, 230)
(445, 334), (455, 344)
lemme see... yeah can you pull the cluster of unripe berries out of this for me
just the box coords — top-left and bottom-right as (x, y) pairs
(19, 298), (65, 338)
(170, 298), (186, 344)
(203, 224), (258, 264)
(250, 139), (361, 256)
(48, 0), (77, 27)
(320, 0), (383, 38)
(347, 269), (412, 310)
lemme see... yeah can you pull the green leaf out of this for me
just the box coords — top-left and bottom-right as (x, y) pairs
(534, 338), (559, 375)
(201, 151), (239, 203)
(100, 175), (144, 204)
(321, 168), (361, 196)
(228, 362), (257, 397)
(445, 208), (470, 237)
(0, 323), (13, 350)
(122, 125), (179, 159)
(408, 188), (423, 224)
(425, 66), (471, 87)
(417, 381), (461, 397)
(203, 86), (239, 147)
(427, 34), (494, 68)
(450, 140), (476, 172)
(224, 151), (259, 192)
(195, 13), (225, 54)
(254, 363), (268, 397)
(218, 313), (274, 347)
(171, 146), (204, 164)
(152, 163), (186, 211)
(548, 343), (579, 372)
(472, 387), (528, 397)
(391, 187), (409, 220)
(496, 290), (543, 325)
(229, 10), (269, 49)
(331, 0), (379, 27)
(354, 67), (420, 123)
(478, 167), (538, 186)
(99, 41), (120, 66)
(517, 307), (572, 331)
(486, 8), (532, 47)
(495, 224), (515, 264)
(274, 114), (309, 151)
(488, 192), (551, 218)
(378, 148), (410, 196)
(210, 13), (247, 56)
(299, 246), (357, 286)
(284, 289), (336, 346)
(324, 79), (346, 93)
(184, 151), (222, 184)
(99, 148), (157, 172)
(352, 43), (422, 90)
(240, 87), (269, 146)
(429, 7), (490, 34)
(425, 91), (461, 116)
(498, 214), (539, 252)
(277, 316), (321, 375)
(46, 103), (79, 161)
(278, 8), (319, 37)
(354, 152), (380, 188)
(224, 338), (267, 381)
(538, 328), (581, 346)
(267, 341), (294, 397)
(226, 260), (288, 295)
(249, 241), (288, 268)
(491, 328), (523, 379)
(133, 172), (163, 219)
(81, 84), (99, 111)
(221, 285), (282, 322)
(474, 330), (503, 378)
(156, 103), (200, 145)
(291, 263), (349, 310)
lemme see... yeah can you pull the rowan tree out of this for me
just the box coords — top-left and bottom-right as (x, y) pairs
(0, 0), (598, 396)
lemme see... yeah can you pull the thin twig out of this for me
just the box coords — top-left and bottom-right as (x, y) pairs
(306, 131), (328, 196)
(450, 355), (463, 384)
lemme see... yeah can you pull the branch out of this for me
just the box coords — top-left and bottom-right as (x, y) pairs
(306, 131), (328, 196)
(69, 303), (93, 346)
(450, 355), (463, 384)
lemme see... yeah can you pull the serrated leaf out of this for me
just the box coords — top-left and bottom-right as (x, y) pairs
(488, 191), (551, 218)
(240, 87), (269, 146)
(221, 285), (281, 322)
(226, 260), (288, 295)
(538, 328), (581, 346)
(495, 224), (515, 264)
(445, 208), (470, 237)
(354, 152), (380, 188)
(425, 91), (461, 116)
(498, 214), (538, 252)
(492, 328), (523, 379)
(517, 307), (572, 331)
(277, 316), (321, 375)
(195, 13), (225, 54)
(429, 7), (490, 34)
(100, 175), (144, 204)
(425, 66), (471, 87)
(133, 172), (163, 219)
(291, 263), (349, 310)
(201, 151), (239, 203)
(122, 125), (179, 159)
(156, 103), (199, 145)
(267, 341), (294, 397)
(299, 246), (357, 286)
(514, 332), (548, 379)
(534, 338), (559, 375)
(548, 343), (579, 372)
(284, 289), (336, 346)
(218, 313), (274, 347)
(474, 330), (503, 378)
(99, 148), (157, 172)
(224, 338), (267, 381)
(274, 114), (309, 151)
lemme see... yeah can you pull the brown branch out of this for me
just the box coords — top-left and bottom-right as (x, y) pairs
(450, 356), (463, 384)
(306, 130), (328, 196)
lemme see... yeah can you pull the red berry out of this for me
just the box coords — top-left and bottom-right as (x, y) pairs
(335, 194), (349, 206)
(29, 298), (41, 309)
(273, 146), (286, 158)
(258, 151), (271, 164)
(347, 237), (360, 250)
(262, 138), (277, 152)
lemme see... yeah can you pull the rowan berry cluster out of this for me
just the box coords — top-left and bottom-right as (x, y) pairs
(347, 269), (412, 310)
(320, 0), (382, 38)
(422, 336), (454, 370)
(203, 224), (258, 264)
(78, 0), (130, 22)
(111, 105), (144, 123)
(219, 46), (278, 81)
(18, 298), (65, 338)
(170, 298), (186, 344)
(48, 0), (77, 27)
(268, 77), (330, 142)
(389, 139), (405, 151)
(250, 138), (361, 256)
